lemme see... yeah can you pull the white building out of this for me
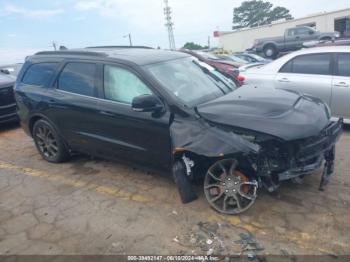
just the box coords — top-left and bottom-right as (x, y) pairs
(216, 8), (350, 52)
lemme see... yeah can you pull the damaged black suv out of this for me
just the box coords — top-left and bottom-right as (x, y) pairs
(15, 47), (342, 214)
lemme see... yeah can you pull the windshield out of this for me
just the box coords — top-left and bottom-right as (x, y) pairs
(145, 57), (237, 107)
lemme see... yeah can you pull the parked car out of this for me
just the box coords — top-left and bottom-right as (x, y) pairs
(234, 53), (271, 64)
(215, 54), (248, 65)
(180, 49), (241, 84)
(15, 48), (342, 214)
(0, 63), (23, 79)
(0, 74), (17, 124)
(240, 46), (350, 123)
(251, 26), (340, 58)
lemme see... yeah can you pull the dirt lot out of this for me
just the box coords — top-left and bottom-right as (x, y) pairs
(0, 123), (349, 256)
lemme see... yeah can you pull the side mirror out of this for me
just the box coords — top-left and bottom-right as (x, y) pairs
(309, 31), (314, 35)
(132, 94), (164, 113)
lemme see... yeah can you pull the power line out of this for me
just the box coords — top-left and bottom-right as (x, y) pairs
(163, 0), (176, 50)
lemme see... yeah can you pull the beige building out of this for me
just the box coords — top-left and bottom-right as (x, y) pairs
(217, 7), (350, 52)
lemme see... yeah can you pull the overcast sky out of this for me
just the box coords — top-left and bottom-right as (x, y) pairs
(0, 0), (349, 64)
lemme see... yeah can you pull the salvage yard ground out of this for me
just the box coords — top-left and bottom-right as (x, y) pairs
(0, 123), (350, 256)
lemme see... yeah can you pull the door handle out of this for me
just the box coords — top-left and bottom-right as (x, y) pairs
(278, 78), (290, 83)
(100, 110), (114, 116)
(334, 82), (349, 87)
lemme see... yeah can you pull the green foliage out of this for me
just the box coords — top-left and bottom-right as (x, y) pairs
(183, 42), (209, 50)
(232, 0), (293, 30)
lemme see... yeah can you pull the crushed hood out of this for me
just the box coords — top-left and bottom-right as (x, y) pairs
(197, 86), (330, 141)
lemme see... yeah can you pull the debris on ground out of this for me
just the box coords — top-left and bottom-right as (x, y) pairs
(173, 222), (226, 254)
(173, 222), (264, 257)
(234, 232), (264, 258)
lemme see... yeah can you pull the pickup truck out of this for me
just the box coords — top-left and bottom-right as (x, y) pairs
(251, 26), (340, 58)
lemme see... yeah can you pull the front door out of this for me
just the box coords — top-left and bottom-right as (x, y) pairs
(96, 64), (172, 171)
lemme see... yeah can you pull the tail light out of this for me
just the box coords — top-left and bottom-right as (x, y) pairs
(236, 75), (245, 83)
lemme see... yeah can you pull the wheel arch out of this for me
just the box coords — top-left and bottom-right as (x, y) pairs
(173, 150), (257, 180)
(29, 114), (61, 137)
(262, 42), (277, 51)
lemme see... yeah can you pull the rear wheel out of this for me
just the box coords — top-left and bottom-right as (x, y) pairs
(33, 120), (70, 163)
(263, 45), (277, 59)
(204, 159), (258, 214)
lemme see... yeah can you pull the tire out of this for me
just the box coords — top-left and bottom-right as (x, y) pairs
(263, 45), (277, 59)
(172, 161), (198, 204)
(32, 119), (70, 163)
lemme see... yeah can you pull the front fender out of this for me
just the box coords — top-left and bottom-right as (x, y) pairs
(170, 117), (260, 158)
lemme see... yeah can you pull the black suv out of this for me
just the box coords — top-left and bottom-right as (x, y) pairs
(15, 48), (342, 214)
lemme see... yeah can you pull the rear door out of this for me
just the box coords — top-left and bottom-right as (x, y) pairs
(274, 53), (333, 105)
(43, 61), (102, 153)
(95, 63), (172, 171)
(331, 53), (350, 119)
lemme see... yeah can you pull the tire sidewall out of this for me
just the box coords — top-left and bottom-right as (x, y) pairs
(33, 119), (68, 163)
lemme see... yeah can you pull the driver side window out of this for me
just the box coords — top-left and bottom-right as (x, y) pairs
(104, 65), (153, 104)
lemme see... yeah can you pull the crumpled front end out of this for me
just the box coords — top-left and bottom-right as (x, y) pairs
(256, 119), (343, 192)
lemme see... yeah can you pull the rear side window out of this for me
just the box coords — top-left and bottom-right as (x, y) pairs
(57, 63), (96, 97)
(337, 54), (350, 77)
(279, 54), (331, 75)
(22, 63), (57, 86)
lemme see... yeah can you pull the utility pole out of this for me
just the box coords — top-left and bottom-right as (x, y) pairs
(208, 36), (210, 49)
(163, 0), (176, 50)
(52, 41), (57, 51)
(123, 34), (132, 46)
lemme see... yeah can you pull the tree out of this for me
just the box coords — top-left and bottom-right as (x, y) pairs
(182, 42), (208, 50)
(232, 0), (293, 30)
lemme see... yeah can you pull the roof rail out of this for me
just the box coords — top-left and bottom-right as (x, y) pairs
(34, 50), (107, 57)
(86, 45), (154, 49)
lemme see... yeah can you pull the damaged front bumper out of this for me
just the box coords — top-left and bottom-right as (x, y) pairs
(277, 119), (343, 189)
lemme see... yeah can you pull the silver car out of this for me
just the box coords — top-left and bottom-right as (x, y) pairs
(241, 46), (350, 123)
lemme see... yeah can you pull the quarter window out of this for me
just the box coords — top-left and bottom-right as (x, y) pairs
(337, 54), (350, 77)
(279, 54), (331, 75)
(22, 63), (57, 86)
(104, 65), (152, 104)
(57, 63), (96, 97)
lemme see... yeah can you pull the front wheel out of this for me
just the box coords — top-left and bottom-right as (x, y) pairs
(33, 119), (70, 163)
(204, 159), (258, 215)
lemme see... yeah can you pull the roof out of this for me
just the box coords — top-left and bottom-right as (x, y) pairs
(33, 48), (190, 66)
(290, 45), (350, 55)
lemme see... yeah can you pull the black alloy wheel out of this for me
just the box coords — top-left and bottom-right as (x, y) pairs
(33, 120), (69, 163)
